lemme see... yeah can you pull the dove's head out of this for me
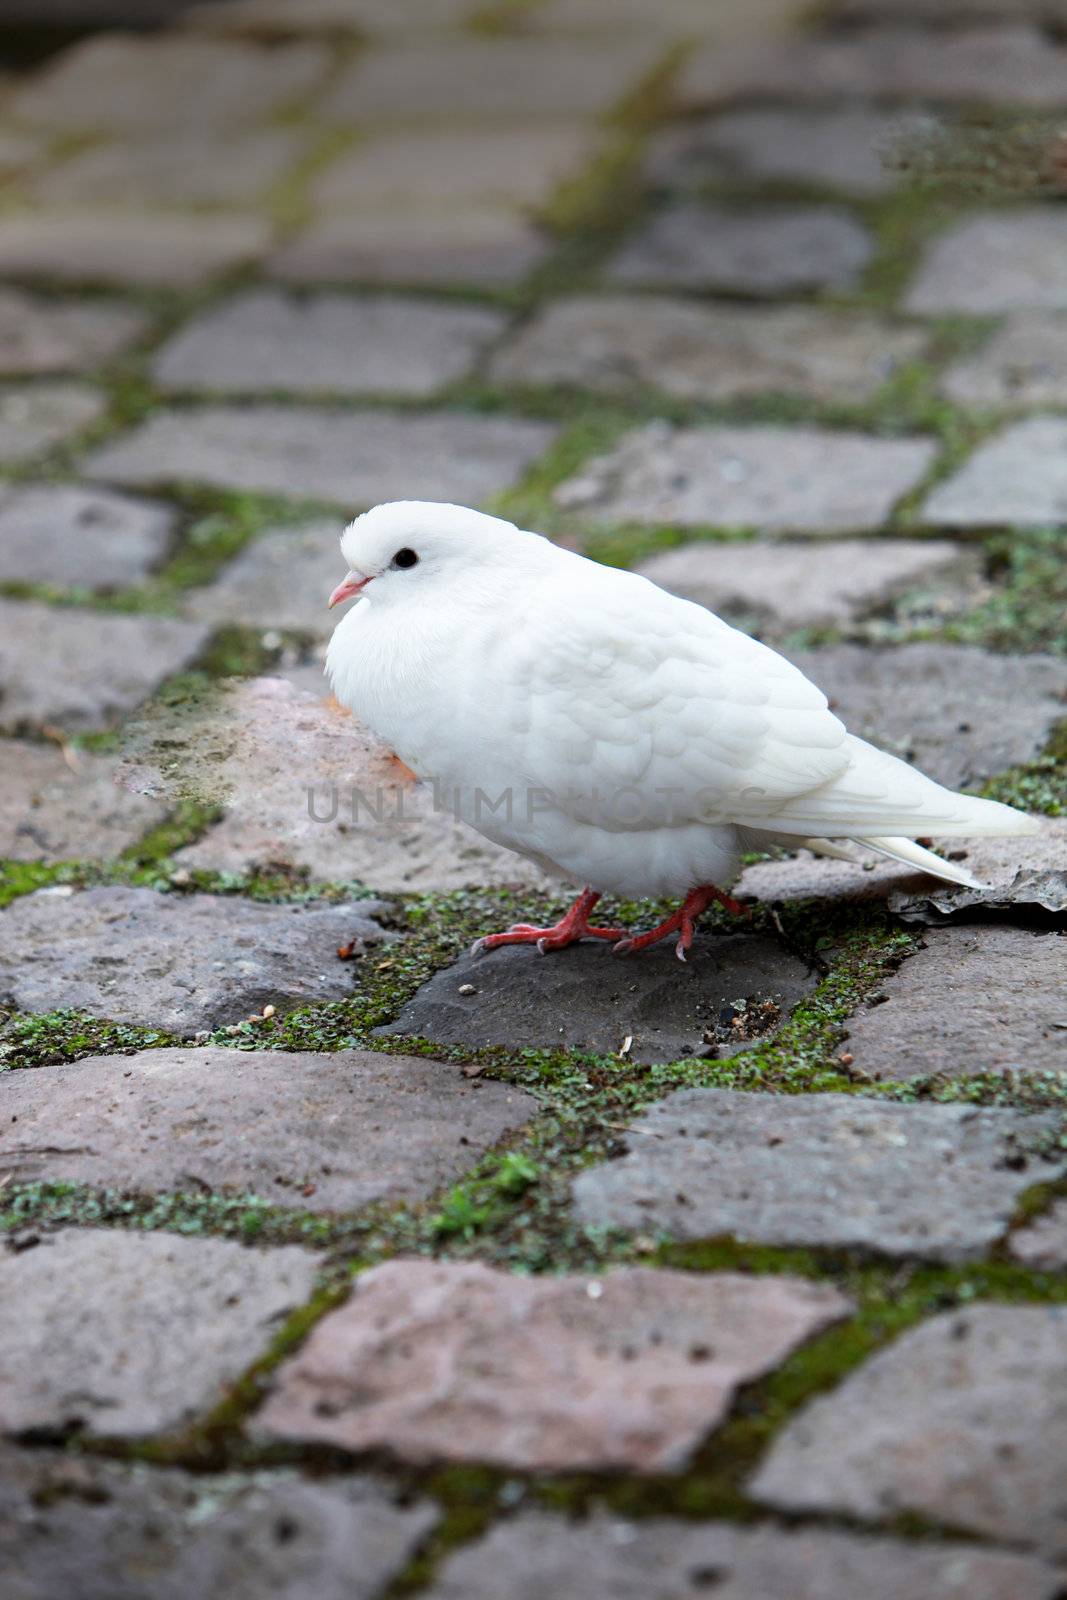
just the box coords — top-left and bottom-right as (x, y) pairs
(328, 500), (531, 610)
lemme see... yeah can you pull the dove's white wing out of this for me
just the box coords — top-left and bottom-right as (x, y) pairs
(501, 557), (1033, 841)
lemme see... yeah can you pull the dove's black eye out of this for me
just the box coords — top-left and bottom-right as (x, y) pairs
(391, 547), (419, 570)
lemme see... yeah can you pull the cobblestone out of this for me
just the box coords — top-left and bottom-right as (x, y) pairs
(0, 288), (147, 375)
(679, 25), (1067, 109)
(646, 107), (916, 197)
(922, 415), (1067, 526)
(555, 422), (936, 533)
(941, 314), (1067, 407)
(186, 0), (482, 35)
(32, 126), (310, 208)
(573, 1090), (1066, 1260)
(842, 925), (1067, 1080)
(0, 740), (167, 862)
(0, 886), (394, 1030)
(0, 1450), (438, 1600)
(0, 383), (104, 463)
(8, 35), (329, 131)
(608, 202), (873, 295)
(0, 599), (209, 733)
(906, 211), (1067, 314)
(0, 1047), (538, 1212)
(0, 1230), (319, 1436)
(0, 484), (176, 589)
(0, 212), (272, 288)
(153, 290), (506, 397)
(270, 207), (550, 286)
(87, 406), (556, 505)
(254, 1260), (849, 1471)
(636, 537), (967, 632)
(490, 298), (927, 403)
(378, 929), (819, 1065)
(1010, 1200), (1067, 1271)
(751, 1304), (1067, 1560)
(322, 38), (662, 122)
(423, 1512), (1065, 1600)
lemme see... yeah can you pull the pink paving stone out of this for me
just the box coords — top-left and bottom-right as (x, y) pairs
(253, 1259), (850, 1472)
(751, 1303), (1067, 1561)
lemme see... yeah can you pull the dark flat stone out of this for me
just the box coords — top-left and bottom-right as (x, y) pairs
(377, 930), (821, 1065)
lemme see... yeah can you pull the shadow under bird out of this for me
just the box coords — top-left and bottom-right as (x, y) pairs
(325, 501), (1037, 961)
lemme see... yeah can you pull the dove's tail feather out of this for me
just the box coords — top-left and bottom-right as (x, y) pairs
(747, 734), (1040, 842)
(845, 835), (981, 887)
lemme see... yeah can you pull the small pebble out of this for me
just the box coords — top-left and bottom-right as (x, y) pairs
(458, 983), (477, 996)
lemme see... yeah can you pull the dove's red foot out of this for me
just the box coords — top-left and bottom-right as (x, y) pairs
(471, 886), (626, 957)
(613, 884), (749, 963)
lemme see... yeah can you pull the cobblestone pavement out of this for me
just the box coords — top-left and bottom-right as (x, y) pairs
(1, 1), (1066, 1596)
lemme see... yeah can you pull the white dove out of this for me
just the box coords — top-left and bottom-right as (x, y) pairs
(326, 501), (1037, 960)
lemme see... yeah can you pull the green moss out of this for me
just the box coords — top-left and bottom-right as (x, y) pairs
(0, 1011), (177, 1072)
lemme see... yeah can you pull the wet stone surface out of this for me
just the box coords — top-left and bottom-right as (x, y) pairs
(153, 290), (507, 398)
(607, 202), (873, 296)
(0, 1448), (438, 1600)
(0, 886), (395, 1032)
(0, 484), (176, 590)
(572, 1089), (1066, 1260)
(0, 740), (167, 863)
(0, 1047), (539, 1212)
(555, 422), (937, 533)
(490, 297), (928, 404)
(87, 406), (557, 506)
(423, 1511), (1066, 1600)
(377, 930), (821, 1066)
(788, 643), (1067, 790)
(0, 1229), (319, 1437)
(0, 599), (209, 734)
(751, 1304), (1067, 1561)
(254, 1260), (849, 1472)
(842, 925), (1067, 1081)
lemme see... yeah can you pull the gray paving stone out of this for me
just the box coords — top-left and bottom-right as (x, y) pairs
(1010, 1199), (1067, 1270)
(787, 642), (1067, 789)
(378, 930), (820, 1065)
(572, 1089), (1065, 1259)
(0, 885), (394, 1031)
(751, 1303), (1067, 1559)
(490, 297), (927, 403)
(186, 0), (478, 34)
(942, 315), (1067, 407)
(531, 0), (753, 29)
(181, 523), (344, 634)
(0, 1230), (319, 1437)
(0, 1449), (438, 1600)
(906, 211), (1067, 314)
(269, 207), (550, 287)
(8, 35), (329, 131)
(922, 415), (1067, 526)
(646, 107), (919, 198)
(0, 740), (166, 862)
(32, 126), (309, 208)
(322, 38), (662, 122)
(0, 128), (44, 176)
(0, 484), (176, 589)
(311, 123), (603, 213)
(87, 406), (557, 506)
(121, 674), (552, 891)
(0, 383), (104, 464)
(0, 599), (209, 734)
(608, 202), (873, 295)
(555, 422), (936, 533)
(0, 1047), (539, 1212)
(154, 290), (506, 398)
(423, 1511), (1065, 1600)
(831, 0), (1067, 23)
(679, 25), (1067, 110)
(736, 816), (1067, 907)
(0, 212), (271, 289)
(842, 925), (1067, 1081)
(636, 537), (968, 633)
(254, 1259), (849, 1471)
(0, 289), (147, 376)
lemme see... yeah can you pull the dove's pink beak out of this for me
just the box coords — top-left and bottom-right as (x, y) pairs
(328, 572), (371, 609)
